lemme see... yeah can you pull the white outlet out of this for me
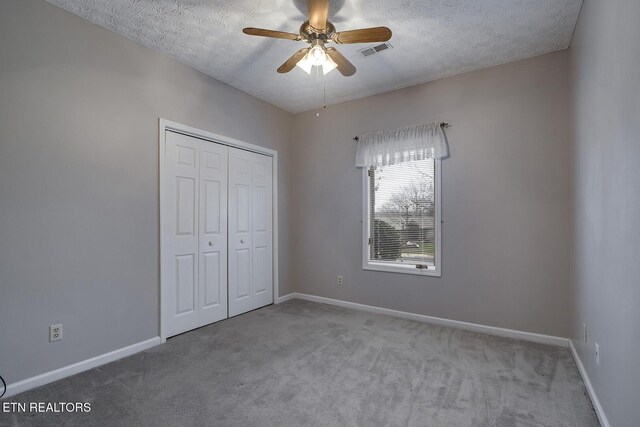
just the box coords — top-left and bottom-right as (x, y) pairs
(595, 342), (600, 366)
(583, 323), (587, 342)
(337, 275), (344, 286)
(49, 324), (62, 342)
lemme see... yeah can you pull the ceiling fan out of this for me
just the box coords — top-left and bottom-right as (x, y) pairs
(242, 0), (392, 77)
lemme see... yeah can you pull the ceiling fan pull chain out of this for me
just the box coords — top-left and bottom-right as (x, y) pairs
(323, 75), (327, 110)
(316, 65), (321, 116)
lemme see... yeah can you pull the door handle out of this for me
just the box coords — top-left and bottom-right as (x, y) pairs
(208, 241), (215, 247)
(240, 239), (245, 244)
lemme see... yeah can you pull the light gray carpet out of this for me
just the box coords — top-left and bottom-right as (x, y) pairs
(3, 300), (598, 426)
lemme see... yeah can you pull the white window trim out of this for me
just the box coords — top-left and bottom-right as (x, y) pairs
(361, 159), (442, 277)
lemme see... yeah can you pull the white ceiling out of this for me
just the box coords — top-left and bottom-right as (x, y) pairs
(45, 0), (583, 113)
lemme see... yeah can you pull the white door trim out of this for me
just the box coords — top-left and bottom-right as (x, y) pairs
(159, 119), (279, 342)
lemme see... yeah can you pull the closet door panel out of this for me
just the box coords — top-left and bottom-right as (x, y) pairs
(252, 154), (273, 308)
(228, 148), (254, 317)
(164, 131), (200, 337)
(228, 148), (273, 317)
(198, 141), (228, 326)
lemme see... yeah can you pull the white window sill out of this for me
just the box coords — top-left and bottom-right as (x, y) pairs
(363, 262), (441, 277)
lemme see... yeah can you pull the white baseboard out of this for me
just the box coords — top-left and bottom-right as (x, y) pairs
(569, 340), (610, 427)
(3, 337), (161, 399)
(282, 293), (569, 347)
(275, 293), (298, 304)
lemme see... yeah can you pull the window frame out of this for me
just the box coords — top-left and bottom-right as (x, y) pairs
(361, 159), (442, 277)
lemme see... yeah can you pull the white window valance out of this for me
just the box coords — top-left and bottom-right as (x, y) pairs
(355, 122), (449, 167)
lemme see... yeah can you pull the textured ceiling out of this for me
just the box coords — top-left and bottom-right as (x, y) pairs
(44, 0), (583, 113)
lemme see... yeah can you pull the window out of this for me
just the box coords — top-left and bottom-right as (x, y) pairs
(362, 158), (441, 276)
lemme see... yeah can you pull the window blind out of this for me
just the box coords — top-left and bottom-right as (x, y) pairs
(369, 158), (436, 266)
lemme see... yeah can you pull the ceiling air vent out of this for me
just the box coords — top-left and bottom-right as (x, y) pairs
(358, 42), (393, 58)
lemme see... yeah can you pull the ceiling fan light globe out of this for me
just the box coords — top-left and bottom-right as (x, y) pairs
(295, 54), (314, 74)
(322, 56), (338, 75)
(308, 45), (326, 66)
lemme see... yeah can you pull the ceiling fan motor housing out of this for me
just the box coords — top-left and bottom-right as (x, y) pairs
(300, 20), (336, 43)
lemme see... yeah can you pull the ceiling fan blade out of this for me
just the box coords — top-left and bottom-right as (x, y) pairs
(307, 0), (329, 31)
(332, 27), (392, 44)
(326, 48), (356, 76)
(243, 27), (301, 41)
(277, 48), (310, 73)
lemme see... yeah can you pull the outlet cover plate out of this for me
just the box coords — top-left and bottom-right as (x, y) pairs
(49, 324), (62, 342)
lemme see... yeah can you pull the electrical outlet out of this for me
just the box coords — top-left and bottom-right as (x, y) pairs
(583, 323), (587, 342)
(49, 324), (62, 342)
(595, 342), (600, 366)
(337, 275), (344, 286)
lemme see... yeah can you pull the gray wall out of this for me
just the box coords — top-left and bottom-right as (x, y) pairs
(0, 0), (293, 384)
(291, 51), (572, 337)
(8, 6), (637, 424)
(569, 0), (640, 425)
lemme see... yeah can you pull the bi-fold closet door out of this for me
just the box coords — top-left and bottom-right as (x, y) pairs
(164, 131), (273, 338)
(228, 147), (273, 317)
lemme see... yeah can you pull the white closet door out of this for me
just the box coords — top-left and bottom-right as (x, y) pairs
(250, 151), (273, 310)
(228, 147), (273, 317)
(198, 141), (228, 326)
(164, 131), (200, 337)
(164, 131), (229, 337)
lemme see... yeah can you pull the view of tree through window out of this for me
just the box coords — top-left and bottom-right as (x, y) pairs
(369, 159), (436, 266)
